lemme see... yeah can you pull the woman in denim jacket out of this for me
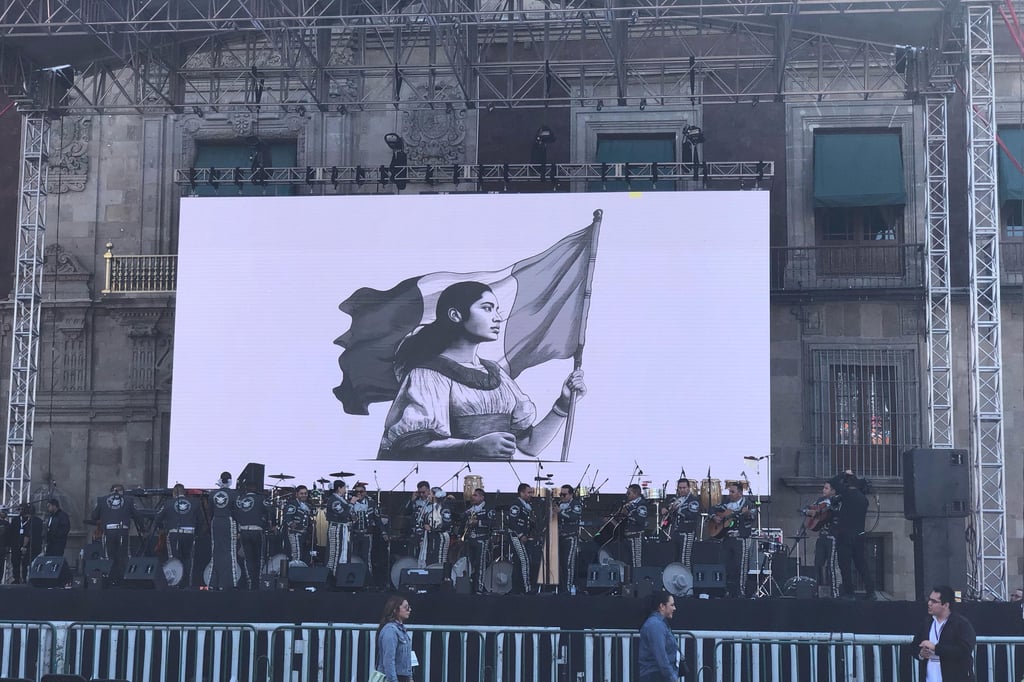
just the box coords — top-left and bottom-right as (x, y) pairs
(376, 595), (413, 682)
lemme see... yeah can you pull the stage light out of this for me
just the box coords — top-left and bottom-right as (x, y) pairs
(600, 162), (608, 184)
(208, 167), (219, 191)
(188, 167), (197, 192)
(502, 162), (510, 191)
(305, 166), (315, 184)
(487, 102), (496, 112)
(234, 167), (243, 192)
(453, 164), (461, 185)
(683, 125), (705, 145)
(651, 162), (658, 185)
(296, 104), (307, 118)
(596, 99), (603, 111)
(425, 165), (434, 185)
(379, 164), (389, 186)
(530, 125), (556, 166)
(192, 106), (204, 118)
(639, 98), (647, 111)
(330, 166), (339, 189)
(385, 133), (408, 190)
(624, 162), (632, 188)
(355, 166), (366, 185)
(756, 161), (765, 183)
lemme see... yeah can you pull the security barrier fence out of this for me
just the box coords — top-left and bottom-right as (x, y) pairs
(1, 620), (1022, 682)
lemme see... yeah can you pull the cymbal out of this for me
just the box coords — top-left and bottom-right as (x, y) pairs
(328, 471), (354, 478)
(533, 476), (552, 481)
(268, 473), (295, 480)
(315, 478), (331, 484)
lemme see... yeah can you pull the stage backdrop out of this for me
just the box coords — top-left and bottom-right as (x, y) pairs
(170, 191), (770, 497)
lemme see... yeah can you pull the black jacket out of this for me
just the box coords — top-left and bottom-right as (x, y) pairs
(908, 611), (976, 682)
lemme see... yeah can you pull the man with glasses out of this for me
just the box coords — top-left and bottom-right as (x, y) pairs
(908, 585), (976, 682)
(461, 488), (492, 593)
(557, 485), (584, 594)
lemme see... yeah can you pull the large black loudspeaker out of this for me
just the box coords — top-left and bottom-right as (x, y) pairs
(912, 517), (968, 601)
(289, 566), (330, 590)
(399, 567), (444, 592)
(334, 562), (367, 589)
(237, 462), (265, 492)
(28, 556), (69, 588)
(585, 564), (624, 590)
(902, 448), (970, 518)
(123, 557), (166, 589)
(692, 564), (726, 597)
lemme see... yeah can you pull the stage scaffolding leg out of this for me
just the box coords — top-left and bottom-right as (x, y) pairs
(963, 1), (1008, 602)
(2, 113), (49, 512)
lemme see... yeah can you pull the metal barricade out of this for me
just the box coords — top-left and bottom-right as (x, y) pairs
(63, 622), (261, 682)
(0, 621), (55, 681)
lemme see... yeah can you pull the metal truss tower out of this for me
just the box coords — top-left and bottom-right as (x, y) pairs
(924, 94), (953, 450)
(963, 1), (1007, 601)
(2, 113), (49, 508)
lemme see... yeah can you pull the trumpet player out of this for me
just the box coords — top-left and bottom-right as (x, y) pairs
(417, 487), (453, 568)
(662, 479), (701, 569)
(461, 488), (491, 593)
(623, 484), (648, 570)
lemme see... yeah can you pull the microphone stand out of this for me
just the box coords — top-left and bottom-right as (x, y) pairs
(438, 464), (470, 492)
(389, 465), (419, 493)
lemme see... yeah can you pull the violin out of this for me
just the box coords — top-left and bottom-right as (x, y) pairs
(803, 497), (832, 531)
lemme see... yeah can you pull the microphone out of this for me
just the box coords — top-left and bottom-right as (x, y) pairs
(415, 464), (419, 474)
(740, 471), (748, 479)
(466, 463), (472, 473)
(539, 461), (544, 469)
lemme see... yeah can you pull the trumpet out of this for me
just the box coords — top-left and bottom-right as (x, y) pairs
(461, 511), (477, 542)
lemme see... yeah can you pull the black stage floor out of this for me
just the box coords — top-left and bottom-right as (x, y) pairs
(1, 586), (1021, 636)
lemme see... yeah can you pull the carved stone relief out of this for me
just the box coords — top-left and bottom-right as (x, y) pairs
(43, 243), (91, 300)
(46, 117), (92, 193)
(400, 83), (467, 166)
(111, 310), (166, 392)
(57, 315), (88, 391)
(180, 111), (308, 168)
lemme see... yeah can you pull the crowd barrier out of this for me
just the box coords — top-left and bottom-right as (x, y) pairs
(1, 620), (1022, 682)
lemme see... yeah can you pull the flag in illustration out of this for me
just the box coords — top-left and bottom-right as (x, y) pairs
(333, 210), (602, 415)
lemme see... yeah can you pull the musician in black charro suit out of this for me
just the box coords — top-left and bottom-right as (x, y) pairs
(663, 479), (701, 569)
(557, 485), (584, 594)
(507, 483), (538, 594)
(234, 483), (272, 590)
(622, 484), (648, 571)
(156, 484), (204, 589)
(711, 482), (758, 598)
(804, 480), (840, 599)
(460, 488), (492, 593)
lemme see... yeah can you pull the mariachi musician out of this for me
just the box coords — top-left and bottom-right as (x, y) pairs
(91, 484), (145, 584)
(234, 482), (272, 590)
(622, 484), (648, 570)
(804, 480), (840, 599)
(208, 480), (240, 590)
(507, 483), (537, 594)
(710, 482), (758, 598)
(155, 484), (203, 589)
(417, 487), (453, 568)
(349, 483), (386, 584)
(324, 480), (352, 576)
(282, 485), (314, 565)
(557, 484), (584, 594)
(460, 488), (492, 593)
(663, 479), (701, 568)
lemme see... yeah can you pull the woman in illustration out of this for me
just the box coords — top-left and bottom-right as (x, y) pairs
(378, 281), (585, 460)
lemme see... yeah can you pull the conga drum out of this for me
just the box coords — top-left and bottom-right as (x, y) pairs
(463, 474), (483, 501)
(699, 479), (722, 512)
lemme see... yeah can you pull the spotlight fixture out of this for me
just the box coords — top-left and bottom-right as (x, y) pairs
(425, 165), (434, 185)
(355, 166), (366, 185)
(530, 125), (557, 166)
(385, 133), (407, 190)
(192, 105), (204, 118)
(208, 167), (219, 191)
(234, 167), (243, 191)
(683, 125), (705, 145)
(188, 167), (197, 192)
(330, 166), (339, 189)
(639, 98), (647, 111)
(596, 99), (603, 111)
(487, 102), (496, 112)
(296, 104), (307, 118)
(452, 164), (461, 185)
(305, 166), (315, 185)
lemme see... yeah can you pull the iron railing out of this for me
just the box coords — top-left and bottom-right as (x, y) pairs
(102, 243), (177, 294)
(771, 243), (926, 292)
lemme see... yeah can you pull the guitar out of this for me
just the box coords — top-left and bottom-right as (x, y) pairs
(802, 498), (833, 532)
(705, 508), (736, 539)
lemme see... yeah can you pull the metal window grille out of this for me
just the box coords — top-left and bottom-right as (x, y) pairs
(811, 349), (920, 479)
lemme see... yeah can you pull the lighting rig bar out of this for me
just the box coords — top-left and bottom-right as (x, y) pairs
(173, 161), (773, 191)
(0, 0), (948, 36)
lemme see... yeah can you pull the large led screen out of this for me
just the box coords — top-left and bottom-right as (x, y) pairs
(170, 191), (771, 497)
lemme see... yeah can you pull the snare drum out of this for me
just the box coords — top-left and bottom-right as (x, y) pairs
(463, 475), (483, 501)
(699, 479), (722, 511)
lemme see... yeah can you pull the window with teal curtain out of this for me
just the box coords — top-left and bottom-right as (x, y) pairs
(590, 133), (676, 192)
(813, 131), (906, 208)
(192, 140), (298, 196)
(997, 128), (1024, 240)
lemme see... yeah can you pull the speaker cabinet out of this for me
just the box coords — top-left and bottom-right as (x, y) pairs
(237, 462), (265, 492)
(692, 563), (727, 597)
(289, 566), (330, 590)
(28, 556), (69, 588)
(912, 517), (968, 601)
(902, 448), (970, 518)
(123, 557), (166, 589)
(334, 562), (367, 590)
(692, 541), (725, 565)
(585, 563), (624, 590)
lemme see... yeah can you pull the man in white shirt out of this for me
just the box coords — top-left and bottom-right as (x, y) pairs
(909, 585), (976, 682)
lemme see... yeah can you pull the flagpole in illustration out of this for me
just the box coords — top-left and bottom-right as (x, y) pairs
(560, 209), (603, 463)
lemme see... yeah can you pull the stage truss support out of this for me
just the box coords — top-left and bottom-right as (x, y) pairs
(963, 1), (1007, 601)
(2, 113), (49, 509)
(924, 94), (953, 451)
